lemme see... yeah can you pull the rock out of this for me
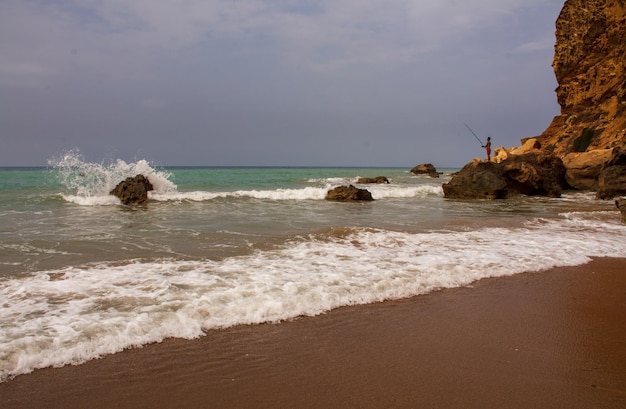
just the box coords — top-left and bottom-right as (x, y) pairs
(563, 149), (614, 190)
(325, 185), (374, 201)
(597, 166), (626, 199)
(508, 138), (542, 156)
(441, 160), (508, 199)
(410, 164), (441, 177)
(464, 1), (626, 196)
(595, 147), (626, 199)
(442, 152), (568, 199)
(110, 175), (154, 205)
(536, 0), (626, 158)
(357, 176), (389, 184)
(616, 198), (626, 224)
(501, 151), (568, 197)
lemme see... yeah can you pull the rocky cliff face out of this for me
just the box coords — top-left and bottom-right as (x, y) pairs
(446, 0), (626, 200)
(538, 0), (626, 156)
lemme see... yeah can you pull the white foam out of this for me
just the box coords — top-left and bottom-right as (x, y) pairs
(362, 184), (443, 198)
(1, 216), (625, 381)
(49, 150), (176, 205)
(149, 184), (440, 202)
(150, 186), (330, 202)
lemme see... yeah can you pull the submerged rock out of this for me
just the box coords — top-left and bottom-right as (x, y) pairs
(325, 185), (374, 201)
(110, 174), (154, 205)
(357, 176), (389, 184)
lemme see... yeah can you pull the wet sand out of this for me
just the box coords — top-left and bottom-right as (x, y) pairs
(1, 257), (625, 409)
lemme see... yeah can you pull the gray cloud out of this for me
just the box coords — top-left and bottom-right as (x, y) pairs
(1, 0), (564, 167)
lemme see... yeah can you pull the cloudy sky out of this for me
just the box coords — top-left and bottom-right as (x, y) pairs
(1, 0), (565, 167)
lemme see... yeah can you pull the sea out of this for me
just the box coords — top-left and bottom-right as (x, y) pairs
(1, 151), (625, 381)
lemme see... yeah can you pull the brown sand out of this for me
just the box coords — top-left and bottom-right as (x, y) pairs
(1, 257), (625, 409)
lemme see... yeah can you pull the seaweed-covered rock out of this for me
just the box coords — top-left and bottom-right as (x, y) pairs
(325, 185), (374, 201)
(110, 175), (154, 205)
(357, 176), (389, 184)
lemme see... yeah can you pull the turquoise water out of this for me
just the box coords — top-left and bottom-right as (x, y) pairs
(1, 155), (625, 381)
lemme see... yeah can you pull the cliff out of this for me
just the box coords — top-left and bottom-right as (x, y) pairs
(447, 0), (626, 201)
(538, 0), (626, 156)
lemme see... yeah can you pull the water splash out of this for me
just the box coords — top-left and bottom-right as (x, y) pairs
(48, 150), (177, 205)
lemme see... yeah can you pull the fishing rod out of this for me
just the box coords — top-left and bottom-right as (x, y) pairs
(464, 123), (484, 146)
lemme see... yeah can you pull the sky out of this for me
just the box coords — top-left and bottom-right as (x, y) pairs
(1, 0), (566, 168)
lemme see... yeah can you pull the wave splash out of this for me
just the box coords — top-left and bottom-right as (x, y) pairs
(49, 150), (177, 205)
(47, 151), (443, 205)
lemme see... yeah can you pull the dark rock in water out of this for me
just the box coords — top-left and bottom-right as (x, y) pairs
(357, 176), (389, 184)
(410, 163), (441, 178)
(110, 175), (154, 205)
(442, 152), (568, 199)
(441, 160), (508, 199)
(325, 185), (374, 201)
(616, 198), (626, 224)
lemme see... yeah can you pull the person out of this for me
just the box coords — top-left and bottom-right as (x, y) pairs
(482, 137), (492, 162)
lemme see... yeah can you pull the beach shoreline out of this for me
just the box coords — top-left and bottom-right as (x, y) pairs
(2, 257), (625, 409)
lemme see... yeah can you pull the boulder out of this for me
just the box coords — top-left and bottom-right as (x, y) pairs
(410, 163), (441, 177)
(442, 152), (568, 199)
(110, 174), (154, 205)
(616, 198), (626, 224)
(325, 185), (374, 201)
(441, 160), (508, 199)
(357, 176), (389, 184)
(501, 151), (568, 197)
(508, 138), (542, 156)
(563, 149), (614, 190)
(595, 147), (626, 199)
(597, 166), (626, 199)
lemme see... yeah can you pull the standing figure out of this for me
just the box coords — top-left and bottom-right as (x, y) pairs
(482, 137), (492, 162)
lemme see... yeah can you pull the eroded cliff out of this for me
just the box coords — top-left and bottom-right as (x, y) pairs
(538, 0), (626, 156)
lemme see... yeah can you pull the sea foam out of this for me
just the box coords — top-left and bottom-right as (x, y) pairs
(49, 150), (176, 205)
(1, 216), (625, 381)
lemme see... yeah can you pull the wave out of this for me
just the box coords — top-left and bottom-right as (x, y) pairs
(150, 184), (442, 202)
(2, 217), (625, 381)
(48, 151), (443, 205)
(49, 150), (177, 205)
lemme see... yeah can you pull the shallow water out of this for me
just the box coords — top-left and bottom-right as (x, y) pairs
(1, 155), (625, 381)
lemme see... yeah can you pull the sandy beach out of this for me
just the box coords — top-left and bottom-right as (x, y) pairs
(1, 257), (624, 409)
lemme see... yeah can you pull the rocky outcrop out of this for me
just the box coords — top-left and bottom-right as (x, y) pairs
(562, 149), (615, 190)
(110, 175), (154, 205)
(357, 176), (390, 184)
(410, 164), (441, 177)
(478, 0), (626, 199)
(325, 185), (374, 201)
(537, 0), (626, 159)
(442, 152), (568, 199)
(442, 160), (508, 200)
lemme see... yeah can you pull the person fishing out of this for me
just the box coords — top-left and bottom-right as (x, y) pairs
(482, 137), (492, 162)
(464, 123), (492, 162)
